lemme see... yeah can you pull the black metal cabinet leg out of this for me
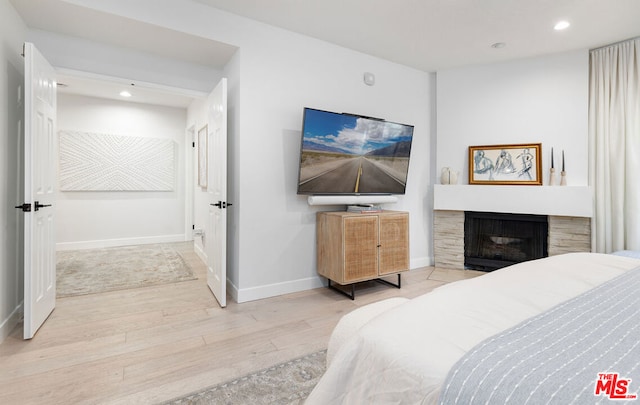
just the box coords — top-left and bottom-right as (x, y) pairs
(375, 273), (402, 289)
(327, 274), (401, 300)
(327, 279), (355, 300)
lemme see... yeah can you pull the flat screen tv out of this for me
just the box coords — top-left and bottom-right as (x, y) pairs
(297, 107), (414, 195)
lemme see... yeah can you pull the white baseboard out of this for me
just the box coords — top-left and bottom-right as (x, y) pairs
(234, 276), (325, 303)
(0, 302), (23, 344)
(227, 279), (239, 303)
(56, 234), (186, 251)
(193, 242), (206, 264)
(229, 258), (434, 304)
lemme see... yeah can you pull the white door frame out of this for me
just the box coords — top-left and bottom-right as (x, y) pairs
(184, 125), (195, 241)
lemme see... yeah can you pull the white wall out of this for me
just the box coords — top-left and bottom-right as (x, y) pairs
(436, 50), (590, 186)
(56, 93), (188, 249)
(233, 35), (434, 301)
(0, 0), (27, 343)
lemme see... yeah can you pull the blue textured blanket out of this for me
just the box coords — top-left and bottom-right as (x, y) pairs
(439, 266), (640, 405)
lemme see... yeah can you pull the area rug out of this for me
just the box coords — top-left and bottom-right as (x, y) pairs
(56, 243), (196, 297)
(160, 350), (327, 405)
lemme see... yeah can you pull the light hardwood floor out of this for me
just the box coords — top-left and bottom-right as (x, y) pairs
(0, 243), (484, 404)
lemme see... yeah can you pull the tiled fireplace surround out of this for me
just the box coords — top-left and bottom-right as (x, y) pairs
(433, 185), (593, 269)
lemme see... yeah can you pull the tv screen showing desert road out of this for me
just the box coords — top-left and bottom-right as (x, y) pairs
(298, 156), (406, 194)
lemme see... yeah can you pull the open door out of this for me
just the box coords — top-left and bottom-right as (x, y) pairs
(205, 78), (228, 307)
(20, 43), (57, 339)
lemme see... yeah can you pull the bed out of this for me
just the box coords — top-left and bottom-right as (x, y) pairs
(306, 252), (640, 404)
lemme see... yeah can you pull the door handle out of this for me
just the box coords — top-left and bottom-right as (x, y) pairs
(15, 203), (31, 212)
(34, 201), (52, 211)
(210, 201), (233, 209)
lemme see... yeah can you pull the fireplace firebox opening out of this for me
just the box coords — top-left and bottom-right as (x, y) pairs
(464, 211), (548, 271)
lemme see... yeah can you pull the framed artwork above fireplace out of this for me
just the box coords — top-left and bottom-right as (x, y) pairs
(469, 143), (542, 185)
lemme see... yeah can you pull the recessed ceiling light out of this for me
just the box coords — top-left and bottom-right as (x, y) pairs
(120, 90), (132, 98)
(554, 21), (570, 30)
(491, 42), (506, 49)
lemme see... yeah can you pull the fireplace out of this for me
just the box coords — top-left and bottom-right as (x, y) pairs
(464, 211), (548, 271)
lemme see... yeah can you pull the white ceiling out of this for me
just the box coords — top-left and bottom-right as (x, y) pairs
(195, 0), (640, 72)
(11, 0), (640, 107)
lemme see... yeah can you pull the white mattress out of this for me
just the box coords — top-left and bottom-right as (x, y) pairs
(306, 253), (640, 404)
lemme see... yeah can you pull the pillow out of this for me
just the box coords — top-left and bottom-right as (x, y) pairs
(611, 250), (640, 259)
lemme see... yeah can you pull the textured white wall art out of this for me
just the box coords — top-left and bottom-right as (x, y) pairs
(59, 131), (175, 191)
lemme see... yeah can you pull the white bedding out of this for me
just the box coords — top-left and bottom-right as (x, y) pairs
(305, 253), (640, 404)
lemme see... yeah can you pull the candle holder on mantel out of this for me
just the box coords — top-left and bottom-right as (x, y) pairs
(549, 147), (556, 185)
(560, 150), (567, 186)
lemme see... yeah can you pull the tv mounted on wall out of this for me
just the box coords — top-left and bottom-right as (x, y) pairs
(297, 108), (414, 195)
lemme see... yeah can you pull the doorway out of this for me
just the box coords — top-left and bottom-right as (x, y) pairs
(53, 72), (205, 298)
(22, 59), (229, 339)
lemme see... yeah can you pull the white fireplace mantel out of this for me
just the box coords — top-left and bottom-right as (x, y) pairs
(433, 184), (592, 218)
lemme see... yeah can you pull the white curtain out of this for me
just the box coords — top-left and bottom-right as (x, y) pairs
(589, 38), (640, 253)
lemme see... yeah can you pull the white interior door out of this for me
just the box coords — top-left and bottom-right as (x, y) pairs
(22, 43), (57, 339)
(205, 78), (228, 307)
